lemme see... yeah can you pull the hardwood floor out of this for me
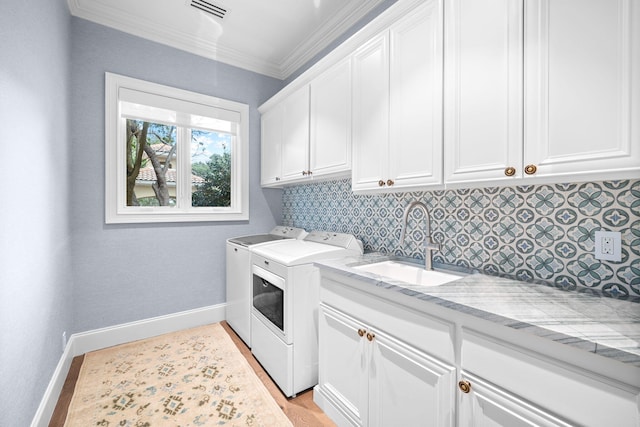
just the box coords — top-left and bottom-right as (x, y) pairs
(221, 322), (335, 427)
(49, 354), (84, 427)
(49, 321), (335, 426)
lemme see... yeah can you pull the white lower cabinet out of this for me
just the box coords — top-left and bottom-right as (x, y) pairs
(457, 372), (571, 427)
(315, 271), (640, 427)
(316, 303), (455, 427)
(316, 304), (367, 425)
(459, 328), (640, 427)
(368, 327), (456, 427)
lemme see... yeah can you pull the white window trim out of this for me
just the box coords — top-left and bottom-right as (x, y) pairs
(105, 72), (249, 223)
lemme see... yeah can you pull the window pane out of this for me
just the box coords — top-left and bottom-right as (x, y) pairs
(191, 129), (232, 207)
(126, 119), (177, 207)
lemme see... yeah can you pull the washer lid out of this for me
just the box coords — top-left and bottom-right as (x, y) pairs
(227, 226), (307, 247)
(228, 234), (287, 246)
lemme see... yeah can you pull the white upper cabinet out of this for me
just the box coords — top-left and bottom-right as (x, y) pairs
(525, 0), (640, 181)
(280, 85), (310, 182)
(352, 0), (444, 193)
(260, 85), (311, 186)
(443, 0), (524, 184)
(261, 88), (311, 187)
(352, 33), (390, 191)
(263, 0), (639, 191)
(389, 2), (444, 190)
(310, 59), (353, 178)
(260, 103), (284, 186)
(445, 0), (640, 186)
(260, 61), (352, 187)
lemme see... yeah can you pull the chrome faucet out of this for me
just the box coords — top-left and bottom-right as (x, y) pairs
(399, 201), (441, 270)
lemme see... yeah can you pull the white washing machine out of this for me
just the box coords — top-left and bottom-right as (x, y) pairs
(226, 226), (306, 346)
(250, 231), (363, 397)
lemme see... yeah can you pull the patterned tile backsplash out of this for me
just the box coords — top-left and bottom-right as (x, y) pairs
(282, 179), (640, 298)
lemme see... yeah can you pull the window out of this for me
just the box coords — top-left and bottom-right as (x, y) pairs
(105, 72), (249, 223)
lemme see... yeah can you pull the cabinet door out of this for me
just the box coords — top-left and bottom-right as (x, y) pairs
(389, 0), (444, 189)
(444, 0), (524, 184)
(281, 85), (310, 182)
(317, 304), (368, 426)
(462, 327), (640, 427)
(260, 104), (283, 186)
(368, 329), (455, 427)
(458, 373), (572, 427)
(310, 59), (352, 178)
(525, 0), (640, 180)
(352, 33), (390, 192)
(225, 244), (251, 346)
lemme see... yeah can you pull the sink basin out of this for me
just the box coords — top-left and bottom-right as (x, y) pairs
(354, 261), (462, 286)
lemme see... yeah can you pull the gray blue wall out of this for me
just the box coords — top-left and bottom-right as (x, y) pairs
(0, 0), (73, 425)
(69, 19), (284, 333)
(1, 1), (400, 422)
(8, 0), (634, 424)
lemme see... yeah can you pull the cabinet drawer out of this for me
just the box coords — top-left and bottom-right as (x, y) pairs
(461, 328), (639, 427)
(320, 277), (455, 363)
(458, 371), (572, 427)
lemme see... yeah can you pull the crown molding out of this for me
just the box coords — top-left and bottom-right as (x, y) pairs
(260, 0), (427, 110)
(67, 0), (386, 80)
(279, 0), (386, 79)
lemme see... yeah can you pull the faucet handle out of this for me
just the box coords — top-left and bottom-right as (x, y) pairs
(424, 240), (440, 251)
(423, 239), (440, 271)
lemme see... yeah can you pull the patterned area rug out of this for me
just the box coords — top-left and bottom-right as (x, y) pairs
(64, 323), (292, 426)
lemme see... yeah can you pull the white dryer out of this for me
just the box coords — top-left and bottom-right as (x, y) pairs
(250, 231), (363, 397)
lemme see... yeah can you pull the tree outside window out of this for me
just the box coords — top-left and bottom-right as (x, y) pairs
(125, 120), (232, 208)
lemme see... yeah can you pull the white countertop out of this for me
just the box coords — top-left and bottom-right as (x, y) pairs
(314, 254), (640, 367)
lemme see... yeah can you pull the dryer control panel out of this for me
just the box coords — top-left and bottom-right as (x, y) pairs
(271, 226), (307, 238)
(304, 231), (363, 252)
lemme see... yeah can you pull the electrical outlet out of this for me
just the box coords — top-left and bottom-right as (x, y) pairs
(601, 237), (614, 255)
(594, 231), (621, 261)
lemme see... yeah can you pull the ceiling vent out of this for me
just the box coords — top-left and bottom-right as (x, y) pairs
(188, 0), (229, 20)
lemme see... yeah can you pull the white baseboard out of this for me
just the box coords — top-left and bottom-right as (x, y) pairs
(313, 384), (358, 427)
(30, 338), (77, 427)
(31, 303), (226, 427)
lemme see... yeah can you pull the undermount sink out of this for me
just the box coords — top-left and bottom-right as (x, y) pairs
(354, 261), (462, 287)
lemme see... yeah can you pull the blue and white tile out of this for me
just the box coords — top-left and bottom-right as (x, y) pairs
(283, 179), (639, 296)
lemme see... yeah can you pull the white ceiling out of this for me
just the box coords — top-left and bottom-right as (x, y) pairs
(67, 0), (386, 79)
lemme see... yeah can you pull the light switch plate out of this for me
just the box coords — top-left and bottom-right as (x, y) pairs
(594, 230), (622, 262)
